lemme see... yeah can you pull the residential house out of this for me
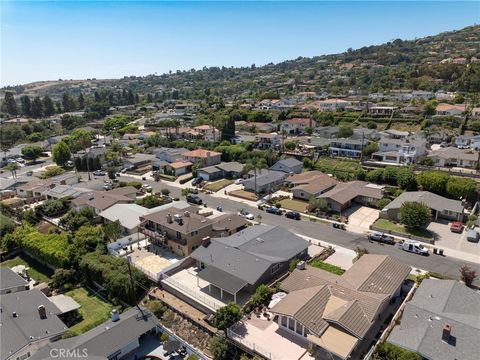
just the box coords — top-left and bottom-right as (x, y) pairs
(381, 191), (464, 222)
(411, 90), (434, 100)
(372, 136), (427, 164)
(436, 103), (466, 116)
(211, 213), (247, 237)
(175, 102), (200, 113)
(188, 225), (308, 305)
(368, 106), (396, 116)
(16, 180), (56, 200)
(155, 147), (189, 163)
(280, 118), (315, 135)
(1, 289), (69, 360)
(197, 162), (244, 181)
(287, 171), (339, 201)
(182, 149), (222, 167)
(388, 279), (480, 360)
(0, 268), (29, 295)
(428, 147), (479, 168)
(71, 187), (137, 215)
(265, 255), (410, 360)
(317, 98), (350, 111)
(329, 138), (370, 158)
(318, 181), (384, 212)
(254, 133), (281, 150)
(314, 126), (339, 139)
(122, 153), (156, 170)
(43, 185), (88, 200)
(243, 169), (288, 193)
(270, 158), (303, 174)
(30, 308), (158, 360)
(193, 125), (220, 141)
(165, 161), (193, 176)
(454, 135), (476, 149)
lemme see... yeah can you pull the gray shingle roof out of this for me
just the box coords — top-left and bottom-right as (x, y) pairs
(273, 157), (302, 168)
(0, 268), (28, 292)
(388, 279), (480, 360)
(384, 191), (464, 214)
(243, 170), (287, 187)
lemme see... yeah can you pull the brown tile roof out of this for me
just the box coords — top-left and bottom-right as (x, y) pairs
(291, 173), (339, 195)
(108, 186), (137, 197)
(182, 149), (221, 158)
(318, 181), (383, 205)
(169, 161), (193, 169)
(141, 206), (214, 234)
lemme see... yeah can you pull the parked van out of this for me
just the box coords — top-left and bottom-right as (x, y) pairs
(400, 240), (429, 256)
(467, 229), (479, 243)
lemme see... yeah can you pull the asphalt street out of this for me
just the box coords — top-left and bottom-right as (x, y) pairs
(76, 174), (480, 284)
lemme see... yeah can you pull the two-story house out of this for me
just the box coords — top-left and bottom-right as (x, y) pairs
(182, 149), (222, 167)
(372, 136), (426, 164)
(329, 138), (369, 158)
(280, 118), (315, 135)
(254, 133), (281, 150)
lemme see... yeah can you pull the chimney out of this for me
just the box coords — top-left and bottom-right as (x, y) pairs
(12, 311), (18, 318)
(166, 213), (173, 224)
(442, 324), (451, 342)
(111, 309), (120, 322)
(202, 236), (211, 247)
(38, 305), (46, 319)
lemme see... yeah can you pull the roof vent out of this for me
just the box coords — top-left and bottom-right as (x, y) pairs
(202, 237), (211, 247)
(166, 213), (173, 224)
(87, 193), (94, 200)
(38, 305), (46, 319)
(12, 312), (17, 318)
(184, 211), (190, 217)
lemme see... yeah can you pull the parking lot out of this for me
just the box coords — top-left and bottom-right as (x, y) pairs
(427, 220), (480, 256)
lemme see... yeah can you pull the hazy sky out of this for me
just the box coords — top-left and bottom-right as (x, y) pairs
(1, 1), (479, 86)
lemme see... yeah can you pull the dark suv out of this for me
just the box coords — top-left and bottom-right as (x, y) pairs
(285, 211), (301, 220)
(186, 194), (203, 205)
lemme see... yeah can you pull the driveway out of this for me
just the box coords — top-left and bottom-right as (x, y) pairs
(345, 206), (380, 234)
(428, 220), (480, 258)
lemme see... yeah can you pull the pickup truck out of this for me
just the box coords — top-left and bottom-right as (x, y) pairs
(367, 231), (395, 245)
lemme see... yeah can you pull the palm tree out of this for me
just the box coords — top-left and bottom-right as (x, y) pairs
(5, 162), (20, 179)
(243, 157), (268, 195)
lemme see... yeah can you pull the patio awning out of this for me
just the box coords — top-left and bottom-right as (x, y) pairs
(197, 266), (248, 295)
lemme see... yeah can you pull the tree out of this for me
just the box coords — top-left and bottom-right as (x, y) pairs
(107, 167), (117, 180)
(62, 93), (76, 112)
(367, 121), (377, 129)
(373, 342), (422, 360)
(71, 225), (106, 257)
(21, 145), (44, 163)
(416, 171), (449, 195)
(160, 188), (171, 197)
(446, 177), (477, 202)
(307, 197), (330, 213)
(377, 198), (391, 209)
(400, 202), (432, 229)
(5, 162), (20, 179)
(52, 141), (71, 166)
(213, 302), (243, 330)
(20, 95), (31, 116)
(250, 284), (273, 308)
(337, 125), (353, 138)
(210, 336), (229, 360)
(243, 157), (268, 194)
(103, 220), (122, 241)
(354, 246), (369, 260)
(221, 117), (236, 141)
(78, 93), (85, 109)
(362, 142), (379, 157)
(51, 268), (76, 289)
(3, 92), (17, 115)
(396, 168), (417, 190)
(459, 265), (477, 287)
(43, 95), (55, 116)
(31, 96), (43, 118)
(40, 165), (65, 179)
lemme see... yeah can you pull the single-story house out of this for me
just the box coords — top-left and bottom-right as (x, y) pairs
(436, 103), (466, 116)
(428, 147), (479, 168)
(243, 169), (288, 193)
(197, 162), (245, 182)
(388, 279), (479, 360)
(123, 153), (156, 169)
(381, 191), (464, 222)
(71, 186), (137, 215)
(270, 158), (303, 174)
(318, 181), (384, 212)
(190, 225), (309, 304)
(0, 268), (29, 295)
(197, 165), (224, 181)
(211, 213), (248, 237)
(289, 172), (339, 201)
(166, 161), (193, 176)
(30, 308), (158, 360)
(43, 185), (88, 200)
(155, 147), (189, 163)
(267, 255), (410, 360)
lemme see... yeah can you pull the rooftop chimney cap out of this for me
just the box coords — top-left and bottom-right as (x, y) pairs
(38, 305), (47, 319)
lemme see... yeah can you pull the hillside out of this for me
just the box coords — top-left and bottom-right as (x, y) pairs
(3, 25), (479, 100)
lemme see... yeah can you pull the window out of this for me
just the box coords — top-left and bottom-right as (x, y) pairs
(271, 264), (280, 274)
(281, 316), (288, 327)
(296, 323), (303, 335)
(288, 318), (295, 331)
(176, 231), (181, 240)
(177, 244), (182, 250)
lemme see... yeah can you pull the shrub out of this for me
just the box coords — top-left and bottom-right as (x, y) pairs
(400, 202), (432, 229)
(160, 332), (170, 343)
(372, 342), (422, 360)
(417, 171), (449, 195)
(366, 168), (384, 183)
(147, 300), (167, 318)
(40, 165), (65, 179)
(210, 336), (229, 360)
(446, 177), (478, 202)
(51, 268), (76, 289)
(160, 188), (171, 196)
(377, 198), (391, 209)
(289, 259), (300, 272)
(250, 284), (273, 309)
(310, 259), (345, 275)
(459, 265), (477, 287)
(213, 302), (243, 330)
(35, 198), (70, 217)
(127, 181), (142, 189)
(179, 175), (194, 184)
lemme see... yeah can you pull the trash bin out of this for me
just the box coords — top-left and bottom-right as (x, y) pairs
(433, 248), (438, 254)
(439, 249), (444, 256)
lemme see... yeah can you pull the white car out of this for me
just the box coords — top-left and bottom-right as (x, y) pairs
(142, 184), (152, 192)
(234, 178), (244, 185)
(400, 240), (429, 256)
(238, 210), (255, 220)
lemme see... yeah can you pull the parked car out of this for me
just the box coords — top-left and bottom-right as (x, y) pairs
(234, 178), (244, 185)
(266, 206), (283, 215)
(142, 184), (152, 192)
(93, 170), (106, 176)
(450, 221), (463, 233)
(285, 211), (301, 220)
(367, 231), (395, 245)
(238, 209), (254, 220)
(188, 188), (199, 194)
(186, 194), (203, 205)
(120, 168), (127, 174)
(66, 160), (74, 167)
(26, 170), (33, 176)
(192, 177), (203, 186)
(103, 183), (113, 190)
(467, 229), (479, 243)
(399, 240), (429, 256)
(15, 157), (25, 164)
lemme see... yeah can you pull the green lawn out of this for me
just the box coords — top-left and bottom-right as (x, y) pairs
(374, 219), (433, 239)
(280, 198), (308, 213)
(314, 157), (361, 180)
(1, 254), (53, 283)
(63, 288), (113, 338)
(204, 179), (234, 192)
(310, 259), (346, 275)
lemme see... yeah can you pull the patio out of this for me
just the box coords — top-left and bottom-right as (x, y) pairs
(228, 316), (314, 360)
(161, 267), (250, 312)
(130, 241), (182, 281)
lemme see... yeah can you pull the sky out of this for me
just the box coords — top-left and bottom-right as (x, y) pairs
(1, 1), (479, 86)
